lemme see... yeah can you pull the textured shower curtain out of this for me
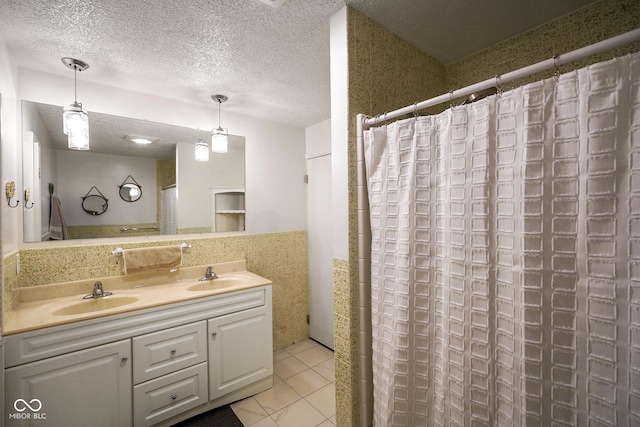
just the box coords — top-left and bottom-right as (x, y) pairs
(364, 52), (640, 427)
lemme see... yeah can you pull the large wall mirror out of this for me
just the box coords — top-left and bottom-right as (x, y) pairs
(22, 101), (245, 243)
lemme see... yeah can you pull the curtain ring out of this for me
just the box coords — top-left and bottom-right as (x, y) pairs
(495, 74), (503, 96)
(552, 54), (560, 80)
(449, 90), (454, 108)
(413, 101), (419, 117)
(383, 112), (388, 125)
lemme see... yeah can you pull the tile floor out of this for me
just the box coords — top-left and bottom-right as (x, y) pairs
(231, 339), (336, 427)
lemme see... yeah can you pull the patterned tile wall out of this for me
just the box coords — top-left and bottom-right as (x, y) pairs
(4, 231), (308, 350)
(445, 0), (640, 98)
(3, 251), (19, 323)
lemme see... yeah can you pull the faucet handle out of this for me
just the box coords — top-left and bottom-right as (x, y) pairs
(94, 281), (103, 296)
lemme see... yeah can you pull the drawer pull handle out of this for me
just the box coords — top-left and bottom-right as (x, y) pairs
(121, 356), (128, 363)
(171, 394), (177, 400)
(170, 349), (177, 356)
(211, 332), (217, 339)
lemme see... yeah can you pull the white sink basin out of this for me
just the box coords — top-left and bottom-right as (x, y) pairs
(52, 296), (139, 316)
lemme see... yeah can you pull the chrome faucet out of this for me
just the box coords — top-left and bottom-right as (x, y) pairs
(83, 281), (113, 299)
(199, 266), (218, 281)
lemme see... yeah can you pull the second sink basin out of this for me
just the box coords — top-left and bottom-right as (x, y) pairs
(52, 296), (139, 316)
(187, 278), (244, 292)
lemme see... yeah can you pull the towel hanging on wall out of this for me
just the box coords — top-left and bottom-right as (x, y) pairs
(123, 245), (182, 274)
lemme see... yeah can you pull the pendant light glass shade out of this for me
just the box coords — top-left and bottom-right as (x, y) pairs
(211, 94), (229, 154)
(63, 102), (90, 150)
(61, 58), (90, 150)
(211, 127), (228, 153)
(195, 138), (210, 161)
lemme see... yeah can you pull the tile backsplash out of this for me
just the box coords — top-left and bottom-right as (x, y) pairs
(3, 231), (308, 350)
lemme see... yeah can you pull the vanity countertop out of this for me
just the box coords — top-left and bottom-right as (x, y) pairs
(4, 261), (272, 335)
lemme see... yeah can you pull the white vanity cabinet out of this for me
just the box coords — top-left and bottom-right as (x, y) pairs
(208, 305), (273, 400)
(132, 321), (209, 427)
(4, 285), (273, 427)
(5, 340), (132, 427)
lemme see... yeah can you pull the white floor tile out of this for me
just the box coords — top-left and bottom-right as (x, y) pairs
(249, 416), (279, 427)
(270, 398), (326, 427)
(317, 420), (335, 427)
(231, 397), (268, 426)
(305, 383), (336, 418)
(285, 368), (331, 396)
(284, 339), (317, 355)
(295, 345), (334, 367)
(274, 354), (308, 379)
(254, 381), (301, 414)
(312, 357), (335, 382)
(274, 349), (291, 362)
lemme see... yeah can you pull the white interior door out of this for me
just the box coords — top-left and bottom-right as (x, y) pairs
(306, 154), (334, 349)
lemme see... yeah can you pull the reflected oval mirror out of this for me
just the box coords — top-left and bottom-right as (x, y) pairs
(119, 183), (142, 202)
(82, 195), (109, 215)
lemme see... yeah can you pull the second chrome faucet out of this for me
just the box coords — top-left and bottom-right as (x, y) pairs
(83, 281), (113, 299)
(199, 266), (218, 281)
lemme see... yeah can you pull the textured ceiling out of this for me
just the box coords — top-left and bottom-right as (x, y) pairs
(0, 0), (598, 128)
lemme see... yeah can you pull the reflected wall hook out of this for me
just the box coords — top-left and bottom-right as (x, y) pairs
(6, 181), (19, 208)
(24, 188), (35, 209)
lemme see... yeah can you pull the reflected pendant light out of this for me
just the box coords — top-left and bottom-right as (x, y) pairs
(211, 94), (228, 153)
(62, 57), (90, 150)
(195, 138), (209, 161)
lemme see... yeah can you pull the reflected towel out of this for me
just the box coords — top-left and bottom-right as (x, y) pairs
(49, 196), (70, 240)
(123, 245), (182, 274)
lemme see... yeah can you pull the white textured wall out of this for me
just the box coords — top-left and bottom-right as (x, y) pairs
(56, 150), (157, 226)
(12, 67), (306, 245)
(0, 35), (20, 253)
(330, 7), (349, 260)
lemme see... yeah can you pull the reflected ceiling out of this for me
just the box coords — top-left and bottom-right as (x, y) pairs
(30, 102), (243, 160)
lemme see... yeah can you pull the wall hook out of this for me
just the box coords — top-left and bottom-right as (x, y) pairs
(24, 188), (35, 209)
(6, 181), (19, 208)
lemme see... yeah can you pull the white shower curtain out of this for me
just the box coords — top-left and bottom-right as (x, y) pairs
(364, 52), (640, 426)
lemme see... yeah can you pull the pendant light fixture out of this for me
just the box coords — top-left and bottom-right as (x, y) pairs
(62, 57), (90, 150)
(195, 138), (209, 162)
(211, 94), (228, 153)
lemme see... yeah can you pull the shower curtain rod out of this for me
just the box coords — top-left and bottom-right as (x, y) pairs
(363, 27), (640, 129)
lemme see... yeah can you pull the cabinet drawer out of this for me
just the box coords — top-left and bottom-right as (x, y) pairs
(133, 362), (208, 427)
(133, 321), (207, 384)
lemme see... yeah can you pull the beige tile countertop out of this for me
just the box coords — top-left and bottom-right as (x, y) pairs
(4, 260), (272, 335)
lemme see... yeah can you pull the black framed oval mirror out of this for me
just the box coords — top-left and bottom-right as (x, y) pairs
(81, 186), (109, 215)
(82, 194), (109, 215)
(119, 183), (142, 202)
(118, 175), (142, 202)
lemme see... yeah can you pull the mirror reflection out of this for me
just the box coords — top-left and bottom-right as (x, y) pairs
(119, 183), (142, 202)
(82, 194), (109, 216)
(118, 175), (142, 202)
(22, 101), (245, 242)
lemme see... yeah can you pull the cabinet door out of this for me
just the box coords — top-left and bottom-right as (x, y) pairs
(6, 340), (131, 427)
(208, 306), (273, 400)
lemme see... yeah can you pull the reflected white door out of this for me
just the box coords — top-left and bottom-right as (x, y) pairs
(307, 154), (334, 349)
